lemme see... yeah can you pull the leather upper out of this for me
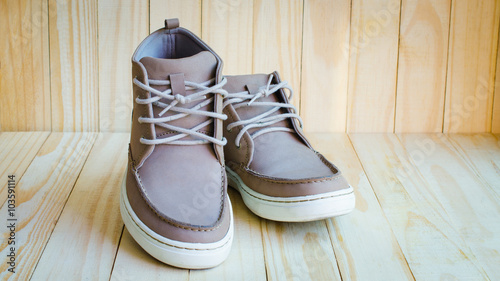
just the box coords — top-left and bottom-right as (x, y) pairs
(223, 73), (351, 197)
(127, 25), (230, 243)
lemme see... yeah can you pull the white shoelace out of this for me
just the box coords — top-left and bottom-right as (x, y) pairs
(133, 77), (228, 145)
(223, 75), (303, 147)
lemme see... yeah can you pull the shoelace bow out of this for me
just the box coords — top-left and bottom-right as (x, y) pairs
(133, 77), (228, 145)
(223, 75), (303, 147)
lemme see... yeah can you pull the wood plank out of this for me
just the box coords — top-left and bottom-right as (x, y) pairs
(301, 0), (350, 132)
(201, 0), (253, 75)
(150, 0), (201, 34)
(262, 220), (341, 281)
(98, 0), (148, 132)
(446, 134), (500, 198)
(0, 0), (51, 131)
(49, 0), (99, 131)
(252, 0), (303, 111)
(492, 42), (500, 133)
(189, 189), (266, 281)
(395, 0), (451, 132)
(397, 133), (500, 279)
(0, 132), (49, 204)
(350, 134), (492, 280)
(307, 133), (414, 280)
(347, 0), (401, 132)
(444, 0), (500, 133)
(110, 229), (189, 280)
(0, 132), (97, 280)
(30, 133), (128, 280)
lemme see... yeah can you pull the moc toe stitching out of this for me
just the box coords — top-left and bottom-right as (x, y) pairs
(134, 166), (226, 232)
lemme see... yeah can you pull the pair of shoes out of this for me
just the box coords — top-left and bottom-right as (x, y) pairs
(120, 19), (355, 269)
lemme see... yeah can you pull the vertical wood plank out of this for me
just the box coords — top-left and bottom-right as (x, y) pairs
(98, 0), (148, 132)
(492, 39), (500, 133)
(0, 0), (51, 131)
(444, 0), (500, 133)
(189, 189), (266, 281)
(262, 221), (342, 281)
(253, 0), (303, 111)
(110, 230), (189, 280)
(31, 133), (128, 280)
(0, 132), (97, 280)
(202, 0), (253, 75)
(150, 0), (202, 34)
(347, 0), (401, 132)
(350, 133), (493, 280)
(49, 0), (99, 131)
(300, 0), (351, 132)
(395, 0), (451, 132)
(307, 133), (414, 280)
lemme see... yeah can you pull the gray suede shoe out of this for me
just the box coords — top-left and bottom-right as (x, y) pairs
(121, 19), (233, 269)
(222, 72), (355, 222)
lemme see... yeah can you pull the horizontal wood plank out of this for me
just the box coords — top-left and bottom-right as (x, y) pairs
(189, 189), (266, 281)
(110, 229), (189, 280)
(262, 220), (342, 281)
(31, 133), (128, 280)
(350, 133), (490, 280)
(0, 132), (97, 280)
(0, 132), (49, 204)
(308, 133), (414, 280)
(398, 133), (500, 279)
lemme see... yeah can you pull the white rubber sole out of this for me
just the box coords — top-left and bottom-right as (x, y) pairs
(226, 167), (355, 222)
(120, 175), (233, 269)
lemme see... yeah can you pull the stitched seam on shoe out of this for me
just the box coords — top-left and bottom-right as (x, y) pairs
(242, 166), (342, 184)
(135, 171), (224, 232)
(238, 183), (353, 203)
(124, 199), (231, 251)
(156, 130), (212, 138)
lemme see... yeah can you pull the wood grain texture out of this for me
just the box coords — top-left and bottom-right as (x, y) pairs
(49, 0), (99, 131)
(110, 229), (189, 281)
(262, 220), (342, 281)
(447, 133), (500, 198)
(0, 132), (97, 280)
(31, 133), (128, 280)
(347, 0), (401, 132)
(98, 0), (148, 132)
(492, 43), (500, 133)
(308, 133), (414, 280)
(0, 132), (49, 203)
(398, 134), (500, 279)
(300, 0), (350, 132)
(202, 0), (253, 75)
(0, 0), (51, 131)
(150, 0), (202, 34)
(252, 0), (303, 111)
(350, 133), (490, 280)
(395, 0), (451, 132)
(189, 189), (266, 281)
(444, 0), (500, 133)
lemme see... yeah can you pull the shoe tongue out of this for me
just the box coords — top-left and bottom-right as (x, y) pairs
(139, 51), (218, 140)
(140, 51), (217, 84)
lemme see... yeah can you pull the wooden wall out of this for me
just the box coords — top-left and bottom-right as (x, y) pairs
(1, 0), (500, 133)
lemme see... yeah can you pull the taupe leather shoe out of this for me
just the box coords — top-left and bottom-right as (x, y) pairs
(121, 19), (233, 269)
(222, 72), (355, 222)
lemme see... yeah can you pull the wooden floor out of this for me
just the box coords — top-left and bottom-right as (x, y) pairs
(0, 132), (499, 281)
